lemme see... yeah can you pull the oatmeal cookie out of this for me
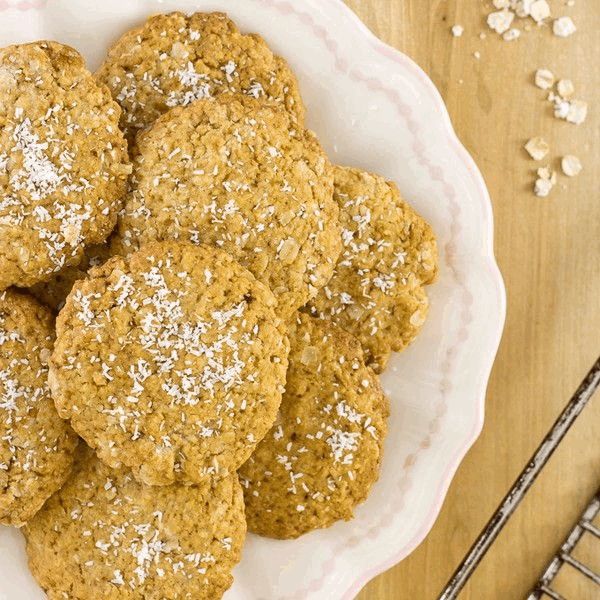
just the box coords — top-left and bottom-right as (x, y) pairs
(50, 241), (289, 486)
(113, 95), (340, 316)
(0, 289), (77, 527)
(0, 41), (130, 290)
(25, 447), (245, 600)
(96, 11), (304, 147)
(306, 166), (438, 372)
(239, 313), (388, 539)
(29, 243), (112, 312)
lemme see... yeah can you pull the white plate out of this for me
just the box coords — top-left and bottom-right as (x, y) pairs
(0, 1), (506, 598)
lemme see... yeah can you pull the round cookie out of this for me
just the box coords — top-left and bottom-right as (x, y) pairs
(306, 166), (438, 372)
(25, 447), (246, 600)
(113, 95), (340, 316)
(29, 242), (112, 312)
(0, 289), (78, 527)
(49, 241), (289, 486)
(0, 41), (130, 290)
(239, 313), (389, 539)
(96, 11), (305, 147)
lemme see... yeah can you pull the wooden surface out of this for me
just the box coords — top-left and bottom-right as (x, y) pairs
(343, 2), (600, 599)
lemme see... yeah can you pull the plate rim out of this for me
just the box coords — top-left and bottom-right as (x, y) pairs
(321, 1), (506, 595)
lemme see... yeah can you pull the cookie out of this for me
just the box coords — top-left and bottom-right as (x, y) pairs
(29, 242), (112, 312)
(96, 11), (305, 147)
(0, 289), (77, 527)
(0, 41), (130, 290)
(25, 447), (246, 600)
(112, 95), (340, 316)
(49, 241), (289, 486)
(239, 313), (388, 539)
(306, 166), (438, 372)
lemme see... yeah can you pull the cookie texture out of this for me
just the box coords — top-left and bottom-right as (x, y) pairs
(239, 313), (388, 539)
(306, 166), (438, 372)
(0, 289), (77, 527)
(29, 243), (112, 312)
(25, 447), (246, 600)
(50, 241), (289, 486)
(96, 11), (305, 147)
(113, 95), (340, 316)
(0, 41), (130, 290)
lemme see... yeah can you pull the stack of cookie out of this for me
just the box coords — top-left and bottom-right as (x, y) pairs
(0, 12), (437, 599)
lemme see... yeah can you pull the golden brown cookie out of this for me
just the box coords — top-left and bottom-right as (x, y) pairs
(49, 241), (289, 486)
(96, 11), (305, 147)
(112, 95), (340, 316)
(0, 41), (130, 290)
(239, 313), (388, 539)
(25, 447), (246, 600)
(306, 166), (438, 372)
(0, 289), (77, 527)
(29, 242), (112, 312)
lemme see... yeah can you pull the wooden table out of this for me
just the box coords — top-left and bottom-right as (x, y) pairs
(343, 2), (600, 598)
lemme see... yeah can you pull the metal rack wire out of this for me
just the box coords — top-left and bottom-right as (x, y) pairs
(438, 357), (600, 600)
(529, 490), (600, 600)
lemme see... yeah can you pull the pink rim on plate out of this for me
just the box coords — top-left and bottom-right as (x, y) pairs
(0, 1), (506, 598)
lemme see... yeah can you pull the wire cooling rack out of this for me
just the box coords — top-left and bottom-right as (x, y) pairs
(528, 490), (600, 600)
(438, 357), (600, 600)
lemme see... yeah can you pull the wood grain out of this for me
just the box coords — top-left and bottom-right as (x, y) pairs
(342, 1), (600, 599)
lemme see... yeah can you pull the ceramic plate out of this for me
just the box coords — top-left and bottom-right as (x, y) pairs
(0, 1), (506, 598)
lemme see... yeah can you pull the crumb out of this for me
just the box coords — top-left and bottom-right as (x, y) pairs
(553, 16), (576, 37)
(524, 137), (550, 160)
(479, 32), (487, 40)
(561, 155), (582, 177)
(451, 25), (464, 37)
(535, 68), (554, 90)
(473, 51), (481, 59)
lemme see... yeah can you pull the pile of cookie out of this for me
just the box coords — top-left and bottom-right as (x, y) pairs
(0, 12), (437, 599)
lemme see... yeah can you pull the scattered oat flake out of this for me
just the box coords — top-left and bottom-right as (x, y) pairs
(553, 16), (576, 37)
(561, 155), (582, 177)
(535, 69), (554, 90)
(534, 167), (556, 197)
(451, 25), (464, 37)
(487, 9), (514, 34)
(530, 0), (551, 23)
(566, 99), (587, 124)
(537, 166), (556, 183)
(557, 79), (574, 98)
(554, 98), (571, 119)
(503, 28), (521, 41)
(534, 178), (553, 197)
(524, 137), (550, 161)
(474, 51), (481, 59)
(514, 0), (534, 18)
